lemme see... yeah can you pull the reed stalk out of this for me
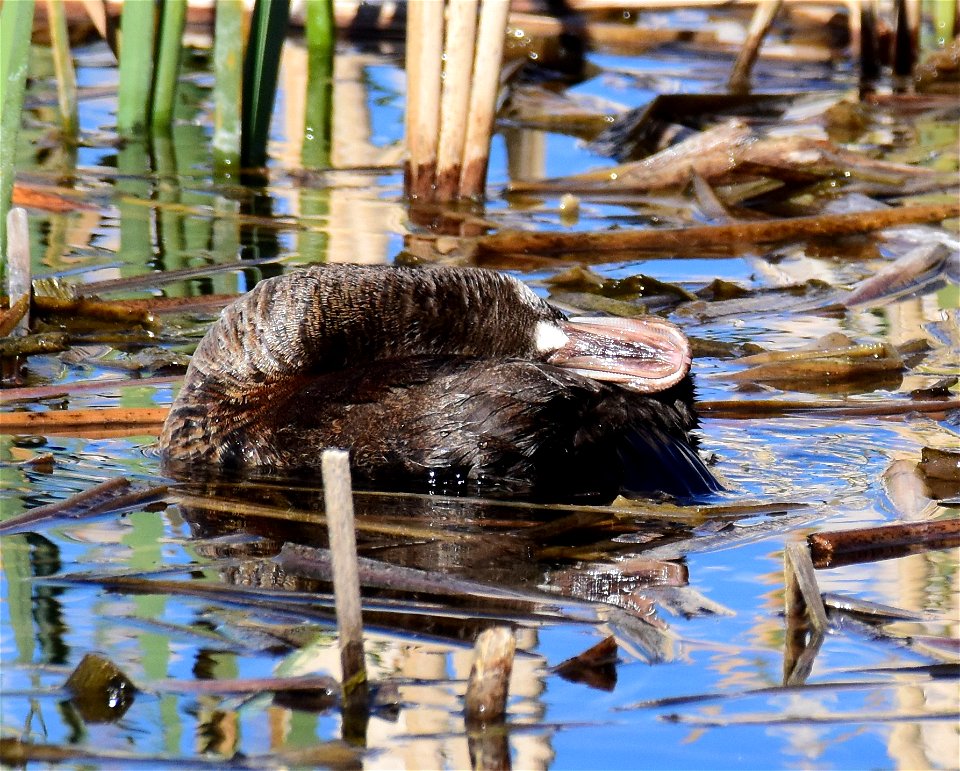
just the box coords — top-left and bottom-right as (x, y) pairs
(321, 449), (370, 745)
(116, 0), (156, 137)
(459, 0), (509, 199)
(241, 0), (291, 170)
(405, 0), (444, 200)
(0, 0), (35, 261)
(303, 0), (334, 169)
(435, 0), (478, 200)
(45, 0), (79, 138)
(213, 0), (243, 176)
(151, 0), (187, 129)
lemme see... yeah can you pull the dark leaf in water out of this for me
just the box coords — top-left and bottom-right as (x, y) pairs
(544, 265), (605, 291)
(910, 377), (958, 399)
(549, 290), (647, 318)
(689, 336), (765, 360)
(552, 635), (618, 691)
(919, 446), (960, 482)
(64, 652), (137, 723)
(695, 278), (750, 302)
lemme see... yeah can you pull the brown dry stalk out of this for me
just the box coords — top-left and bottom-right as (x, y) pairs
(32, 295), (157, 325)
(477, 202), (960, 255)
(783, 541), (829, 634)
(0, 407), (169, 432)
(808, 519), (960, 569)
(0, 295), (30, 337)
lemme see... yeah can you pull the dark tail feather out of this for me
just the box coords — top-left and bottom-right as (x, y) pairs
(617, 426), (722, 499)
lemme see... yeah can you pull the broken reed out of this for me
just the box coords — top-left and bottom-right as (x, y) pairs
(406, 0), (509, 202)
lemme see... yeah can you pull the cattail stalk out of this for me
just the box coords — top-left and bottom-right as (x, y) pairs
(435, 0), (478, 200)
(459, 0), (509, 199)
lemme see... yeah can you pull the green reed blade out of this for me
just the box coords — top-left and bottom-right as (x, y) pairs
(241, 0), (291, 169)
(117, 0), (156, 137)
(0, 0), (36, 260)
(302, 0), (334, 170)
(45, 0), (79, 138)
(151, 0), (186, 129)
(213, 0), (243, 177)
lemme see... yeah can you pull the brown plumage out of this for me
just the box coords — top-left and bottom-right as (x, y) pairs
(160, 264), (719, 502)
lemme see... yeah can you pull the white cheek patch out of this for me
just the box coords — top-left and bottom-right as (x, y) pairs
(534, 320), (569, 353)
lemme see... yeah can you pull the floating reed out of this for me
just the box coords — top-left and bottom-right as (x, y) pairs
(406, 0), (510, 202)
(0, 407), (169, 433)
(808, 519), (960, 569)
(477, 201), (960, 256)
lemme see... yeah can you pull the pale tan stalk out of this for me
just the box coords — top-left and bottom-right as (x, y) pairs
(435, 0), (479, 200)
(407, 0), (445, 200)
(459, 0), (509, 198)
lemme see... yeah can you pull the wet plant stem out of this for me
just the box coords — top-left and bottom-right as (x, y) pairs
(302, 0), (334, 169)
(241, 0), (291, 170)
(45, 0), (79, 138)
(321, 449), (369, 746)
(213, 0), (243, 176)
(151, 0), (187, 129)
(116, 0), (156, 137)
(0, 0), (35, 260)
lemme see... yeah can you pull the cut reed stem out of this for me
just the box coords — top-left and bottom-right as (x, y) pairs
(459, 0), (509, 199)
(321, 449), (369, 745)
(435, 0), (478, 200)
(464, 626), (515, 725)
(406, 0), (444, 200)
(5, 207), (31, 309)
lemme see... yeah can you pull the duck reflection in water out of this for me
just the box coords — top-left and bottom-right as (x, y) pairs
(160, 264), (719, 503)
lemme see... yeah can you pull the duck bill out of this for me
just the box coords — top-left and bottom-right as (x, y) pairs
(548, 316), (692, 393)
